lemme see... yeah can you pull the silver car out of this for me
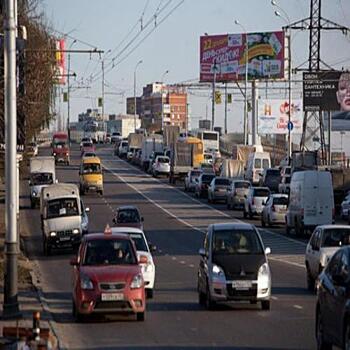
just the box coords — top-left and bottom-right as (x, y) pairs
(226, 180), (251, 210)
(243, 187), (270, 219)
(197, 222), (271, 310)
(261, 194), (288, 227)
(208, 177), (231, 203)
(152, 156), (170, 177)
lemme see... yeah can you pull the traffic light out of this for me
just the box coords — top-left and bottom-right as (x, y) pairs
(63, 92), (68, 102)
(98, 97), (103, 107)
(227, 93), (232, 104)
(215, 91), (221, 104)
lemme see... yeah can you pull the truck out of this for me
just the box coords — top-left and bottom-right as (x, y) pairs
(52, 131), (70, 165)
(29, 156), (56, 208)
(141, 135), (164, 171)
(163, 125), (180, 150)
(291, 150), (319, 173)
(169, 137), (204, 184)
(40, 183), (83, 255)
(220, 159), (245, 179)
(128, 133), (144, 149)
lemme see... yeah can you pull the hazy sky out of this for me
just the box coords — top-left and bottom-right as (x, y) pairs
(41, 0), (350, 132)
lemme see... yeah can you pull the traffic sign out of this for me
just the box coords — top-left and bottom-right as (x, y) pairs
(287, 121), (294, 131)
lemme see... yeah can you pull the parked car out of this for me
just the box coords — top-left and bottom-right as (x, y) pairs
(207, 177), (231, 203)
(184, 169), (202, 192)
(305, 225), (350, 291)
(316, 246), (350, 349)
(243, 187), (270, 219)
(261, 194), (288, 227)
(111, 227), (156, 298)
(259, 168), (281, 193)
(195, 173), (216, 198)
(197, 222), (271, 310)
(341, 193), (350, 219)
(226, 180), (251, 210)
(70, 230), (146, 321)
(152, 156), (170, 177)
(286, 170), (335, 236)
(113, 205), (144, 231)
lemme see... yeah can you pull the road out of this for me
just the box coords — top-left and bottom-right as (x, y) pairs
(21, 145), (316, 350)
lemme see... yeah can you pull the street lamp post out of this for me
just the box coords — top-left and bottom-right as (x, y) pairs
(67, 39), (76, 144)
(234, 20), (248, 145)
(272, 0), (292, 161)
(161, 70), (169, 131)
(133, 60), (143, 131)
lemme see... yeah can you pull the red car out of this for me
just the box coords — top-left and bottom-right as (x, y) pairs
(70, 229), (147, 321)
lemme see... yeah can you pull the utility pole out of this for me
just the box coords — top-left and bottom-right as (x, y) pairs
(3, 0), (21, 319)
(224, 83), (228, 135)
(133, 60), (142, 131)
(101, 60), (105, 118)
(211, 66), (217, 131)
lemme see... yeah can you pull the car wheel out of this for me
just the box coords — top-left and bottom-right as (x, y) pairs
(316, 309), (332, 350)
(198, 289), (206, 305)
(261, 300), (270, 311)
(146, 289), (153, 299)
(205, 285), (215, 310)
(136, 312), (145, 322)
(99, 190), (104, 195)
(72, 300), (84, 322)
(306, 266), (315, 292)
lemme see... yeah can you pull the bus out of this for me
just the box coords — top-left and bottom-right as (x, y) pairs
(192, 129), (219, 154)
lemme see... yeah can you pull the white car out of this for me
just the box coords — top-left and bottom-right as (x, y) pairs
(152, 156), (170, 177)
(110, 227), (156, 298)
(80, 137), (92, 148)
(243, 187), (270, 219)
(184, 169), (202, 192)
(261, 194), (288, 227)
(341, 194), (350, 219)
(305, 225), (350, 291)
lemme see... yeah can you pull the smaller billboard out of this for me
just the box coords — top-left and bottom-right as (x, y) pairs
(258, 99), (303, 135)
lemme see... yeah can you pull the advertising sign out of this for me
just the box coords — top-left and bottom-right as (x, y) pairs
(303, 71), (350, 130)
(200, 31), (285, 82)
(258, 99), (303, 135)
(55, 39), (66, 85)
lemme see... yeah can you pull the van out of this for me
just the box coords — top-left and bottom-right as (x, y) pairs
(245, 152), (271, 185)
(79, 157), (103, 195)
(286, 170), (335, 236)
(40, 183), (83, 255)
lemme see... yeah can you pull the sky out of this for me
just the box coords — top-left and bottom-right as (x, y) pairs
(41, 0), (350, 132)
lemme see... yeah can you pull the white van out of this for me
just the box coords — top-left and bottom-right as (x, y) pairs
(245, 152), (271, 185)
(286, 170), (334, 236)
(40, 183), (83, 255)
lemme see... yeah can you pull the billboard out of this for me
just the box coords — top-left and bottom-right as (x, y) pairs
(55, 39), (66, 85)
(258, 99), (303, 135)
(200, 31), (285, 82)
(303, 71), (350, 130)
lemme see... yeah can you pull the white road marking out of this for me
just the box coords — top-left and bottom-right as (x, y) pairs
(172, 257), (177, 260)
(271, 296), (278, 300)
(293, 304), (303, 310)
(189, 264), (195, 268)
(180, 260), (186, 264)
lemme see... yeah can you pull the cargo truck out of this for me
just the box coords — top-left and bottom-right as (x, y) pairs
(141, 135), (164, 171)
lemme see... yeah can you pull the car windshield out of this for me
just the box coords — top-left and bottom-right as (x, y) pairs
(267, 169), (280, 177)
(157, 157), (169, 163)
(213, 229), (263, 255)
(273, 197), (288, 205)
(47, 198), (79, 219)
(202, 175), (215, 183)
(83, 239), (137, 265)
(191, 171), (202, 178)
(235, 181), (250, 189)
(31, 172), (53, 186)
(204, 154), (213, 160)
(129, 233), (148, 252)
(83, 153), (96, 158)
(321, 229), (350, 248)
(121, 142), (128, 147)
(82, 163), (101, 174)
(254, 159), (261, 168)
(55, 142), (66, 149)
(117, 209), (140, 223)
(215, 178), (230, 186)
(254, 189), (270, 197)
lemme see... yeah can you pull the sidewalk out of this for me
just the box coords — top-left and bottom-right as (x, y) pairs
(0, 181), (59, 349)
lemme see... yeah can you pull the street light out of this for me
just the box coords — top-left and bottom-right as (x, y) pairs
(133, 59), (143, 131)
(234, 19), (248, 145)
(67, 39), (77, 144)
(161, 70), (169, 131)
(272, 0), (292, 161)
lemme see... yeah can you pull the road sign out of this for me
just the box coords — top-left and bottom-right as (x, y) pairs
(287, 121), (294, 131)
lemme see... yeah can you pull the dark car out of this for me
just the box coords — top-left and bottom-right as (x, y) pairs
(113, 205), (144, 230)
(259, 168), (281, 193)
(316, 246), (350, 349)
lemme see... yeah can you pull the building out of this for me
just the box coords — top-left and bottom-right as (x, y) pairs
(127, 83), (188, 133)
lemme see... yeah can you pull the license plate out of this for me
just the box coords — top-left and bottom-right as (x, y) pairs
(89, 186), (96, 190)
(101, 293), (124, 301)
(59, 236), (70, 242)
(232, 280), (252, 290)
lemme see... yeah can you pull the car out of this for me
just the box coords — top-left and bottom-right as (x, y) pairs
(118, 140), (129, 158)
(197, 222), (271, 310)
(278, 175), (291, 194)
(226, 180), (251, 210)
(316, 246), (350, 350)
(105, 133), (111, 143)
(127, 147), (138, 162)
(111, 132), (122, 144)
(305, 225), (350, 291)
(243, 187), (270, 219)
(148, 151), (165, 173)
(113, 206), (144, 231)
(200, 162), (215, 174)
(207, 177), (231, 203)
(82, 152), (97, 158)
(261, 194), (288, 227)
(26, 142), (38, 157)
(110, 227), (156, 298)
(184, 169), (202, 192)
(152, 156), (170, 177)
(195, 173), (216, 198)
(80, 142), (95, 157)
(341, 194), (350, 219)
(259, 168), (281, 193)
(80, 137), (92, 148)
(70, 229), (146, 321)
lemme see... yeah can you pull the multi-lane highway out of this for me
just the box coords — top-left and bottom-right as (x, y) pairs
(22, 145), (316, 349)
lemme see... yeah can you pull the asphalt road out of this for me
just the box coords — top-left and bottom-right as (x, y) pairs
(21, 145), (317, 350)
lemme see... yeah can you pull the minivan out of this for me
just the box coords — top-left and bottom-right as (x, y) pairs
(245, 152), (271, 185)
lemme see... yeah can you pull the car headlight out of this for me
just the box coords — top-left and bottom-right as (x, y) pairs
(80, 274), (94, 290)
(258, 263), (270, 278)
(72, 228), (80, 234)
(130, 274), (143, 289)
(212, 264), (225, 278)
(32, 191), (37, 197)
(49, 231), (56, 237)
(53, 152), (56, 156)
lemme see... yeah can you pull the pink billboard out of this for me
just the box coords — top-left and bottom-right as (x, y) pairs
(200, 31), (285, 82)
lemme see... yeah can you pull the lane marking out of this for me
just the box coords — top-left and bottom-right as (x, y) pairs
(271, 296), (278, 300)
(180, 260), (186, 264)
(293, 304), (303, 310)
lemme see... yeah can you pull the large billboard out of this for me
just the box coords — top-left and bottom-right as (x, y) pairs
(200, 31), (285, 82)
(258, 99), (303, 135)
(303, 71), (350, 130)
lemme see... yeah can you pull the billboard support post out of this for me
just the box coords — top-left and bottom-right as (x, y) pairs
(224, 83), (227, 134)
(287, 32), (292, 161)
(243, 32), (248, 146)
(251, 80), (259, 145)
(211, 67), (217, 131)
(328, 111), (332, 166)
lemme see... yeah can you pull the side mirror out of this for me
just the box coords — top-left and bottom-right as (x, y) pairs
(141, 217), (144, 222)
(70, 257), (79, 266)
(85, 207), (90, 213)
(199, 248), (206, 257)
(112, 217), (116, 224)
(265, 247), (271, 255)
(139, 255), (148, 264)
(149, 244), (157, 253)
